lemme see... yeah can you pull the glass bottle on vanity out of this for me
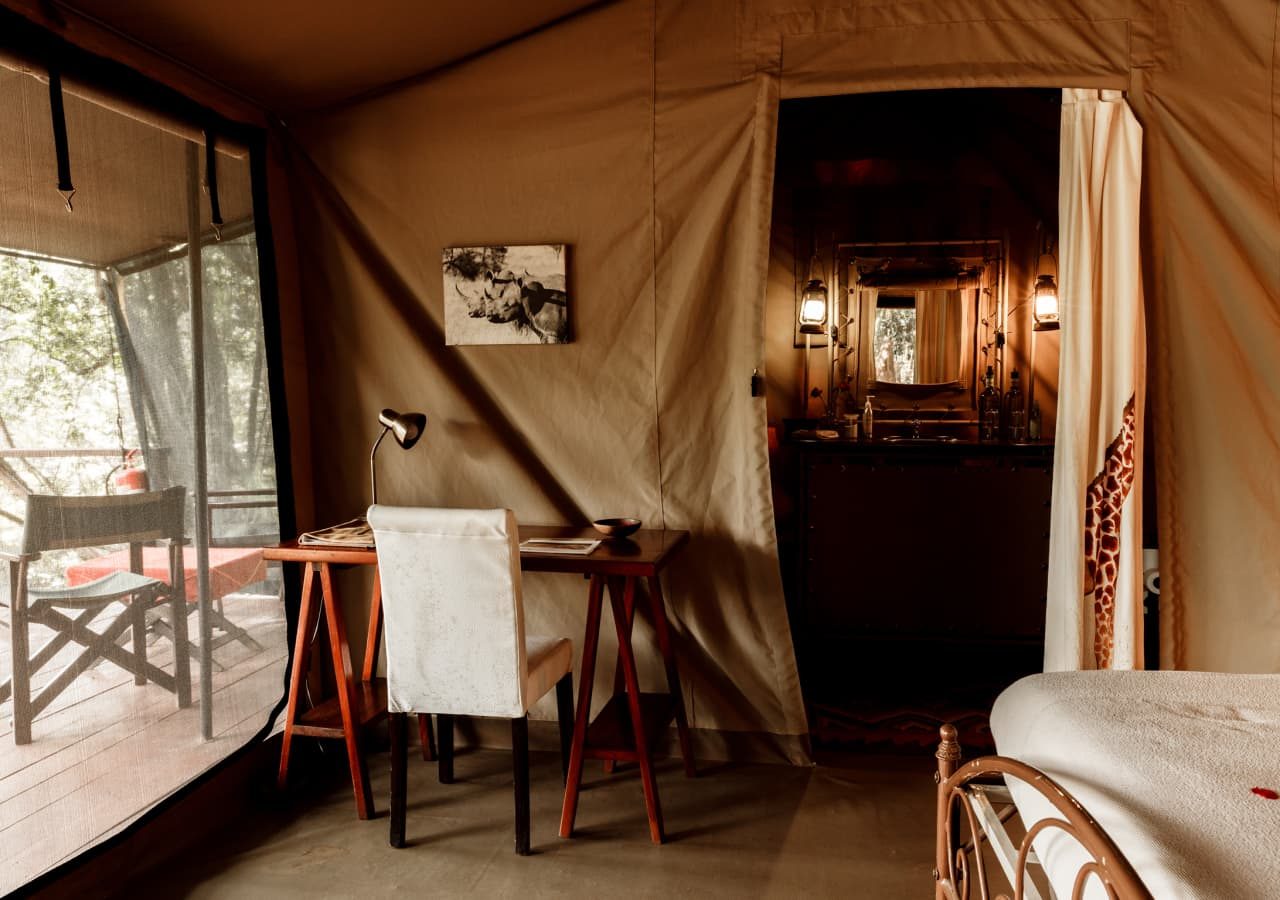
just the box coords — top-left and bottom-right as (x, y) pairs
(861, 394), (875, 441)
(1028, 400), (1042, 441)
(1004, 369), (1026, 443)
(978, 366), (1002, 442)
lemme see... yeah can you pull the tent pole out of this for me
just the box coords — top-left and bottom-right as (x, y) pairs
(107, 216), (255, 275)
(185, 142), (214, 741)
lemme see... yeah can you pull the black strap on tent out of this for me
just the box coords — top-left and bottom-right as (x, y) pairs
(47, 66), (75, 211)
(204, 128), (223, 239)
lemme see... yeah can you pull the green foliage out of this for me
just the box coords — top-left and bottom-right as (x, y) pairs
(0, 255), (130, 554)
(873, 307), (916, 383)
(0, 255), (125, 453)
(116, 234), (277, 536)
(0, 233), (279, 547)
(201, 235), (277, 493)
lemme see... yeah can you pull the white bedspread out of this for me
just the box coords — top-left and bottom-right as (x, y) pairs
(990, 671), (1280, 899)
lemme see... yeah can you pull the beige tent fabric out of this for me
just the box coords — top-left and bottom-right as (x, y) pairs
(262, 0), (1280, 762)
(653, 2), (806, 739)
(1045, 89), (1145, 672)
(281, 0), (806, 759)
(0, 62), (252, 266)
(774, 7), (1131, 99)
(9, 0), (1273, 756)
(1123, 2), (1280, 672)
(750, 3), (1280, 675)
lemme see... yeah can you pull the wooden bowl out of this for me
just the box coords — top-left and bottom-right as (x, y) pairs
(593, 517), (642, 539)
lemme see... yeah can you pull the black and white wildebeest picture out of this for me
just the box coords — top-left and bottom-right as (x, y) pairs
(443, 244), (570, 345)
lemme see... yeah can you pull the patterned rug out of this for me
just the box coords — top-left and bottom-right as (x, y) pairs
(809, 700), (994, 754)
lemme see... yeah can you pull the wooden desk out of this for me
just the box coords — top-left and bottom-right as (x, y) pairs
(265, 526), (694, 841)
(264, 541), (385, 820)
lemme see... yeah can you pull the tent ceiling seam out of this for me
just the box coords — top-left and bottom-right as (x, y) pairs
(648, 0), (665, 532)
(1271, 1), (1280, 228)
(49, 1), (275, 117)
(758, 9), (1132, 37)
(309, 0), (620, 118)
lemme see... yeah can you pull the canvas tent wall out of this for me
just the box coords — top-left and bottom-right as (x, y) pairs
(268, 0), (1280, 757)
(7, 0), (1279, 768)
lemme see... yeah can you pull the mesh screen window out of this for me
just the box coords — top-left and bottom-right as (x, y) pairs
(0, 61), (285, 891)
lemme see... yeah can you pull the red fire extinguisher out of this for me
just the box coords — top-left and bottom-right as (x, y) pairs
(111, 449), (148, 494)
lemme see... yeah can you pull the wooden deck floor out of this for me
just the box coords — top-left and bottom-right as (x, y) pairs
(0, 591), (286, 894)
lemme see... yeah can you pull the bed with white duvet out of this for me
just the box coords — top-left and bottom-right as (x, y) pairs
(936, 671), (1280, 899)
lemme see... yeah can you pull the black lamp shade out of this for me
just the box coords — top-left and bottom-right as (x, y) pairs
(378, 409), (427, 449)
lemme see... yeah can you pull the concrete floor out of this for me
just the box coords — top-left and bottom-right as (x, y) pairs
(119, 748), (938, 898)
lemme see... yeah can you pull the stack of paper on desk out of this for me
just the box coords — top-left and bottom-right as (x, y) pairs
(518, 538), (600, 555)
(299, 518), (375, 549)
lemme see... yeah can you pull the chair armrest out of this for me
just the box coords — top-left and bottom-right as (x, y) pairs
(0, 548), (33, 563)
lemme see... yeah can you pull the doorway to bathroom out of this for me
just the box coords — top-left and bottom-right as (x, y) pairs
(766, 88), (1063, 750)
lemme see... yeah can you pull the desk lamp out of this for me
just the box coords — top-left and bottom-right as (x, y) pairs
(370, 408), (427, 505)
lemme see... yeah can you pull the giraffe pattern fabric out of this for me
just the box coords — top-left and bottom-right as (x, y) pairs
(1083, 394), (1137, 669)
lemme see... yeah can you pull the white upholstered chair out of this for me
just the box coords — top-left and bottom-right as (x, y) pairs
(368, 505), (574, 855)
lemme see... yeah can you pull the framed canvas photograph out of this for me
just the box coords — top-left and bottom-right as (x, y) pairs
(443, 244), (570, 345)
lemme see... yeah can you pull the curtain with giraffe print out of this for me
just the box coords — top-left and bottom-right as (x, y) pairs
(1044, 89), (1146, 671)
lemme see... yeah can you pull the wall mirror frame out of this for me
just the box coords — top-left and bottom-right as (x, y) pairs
(831, 239), (1006, 415)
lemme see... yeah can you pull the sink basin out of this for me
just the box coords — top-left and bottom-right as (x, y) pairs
(881, 435), (961, 444)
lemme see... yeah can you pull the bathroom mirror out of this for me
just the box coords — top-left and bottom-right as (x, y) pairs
(835, 243), (1003, 410)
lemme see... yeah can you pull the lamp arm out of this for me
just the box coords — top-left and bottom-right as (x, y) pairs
(369, 425), (390, 507)
(1005, 296), (1032, 321)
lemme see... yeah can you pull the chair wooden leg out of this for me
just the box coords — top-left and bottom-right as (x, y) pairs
(170, 590), (192, 709)
(418, 713), (436, 761)
(9, 568), (32, 745)
(131, 595), (148, 686)
(389, 713), (408, 848)
(438, 714), (455, 784)
(512, 715), (530, 856)
(555, 673), (573, 783)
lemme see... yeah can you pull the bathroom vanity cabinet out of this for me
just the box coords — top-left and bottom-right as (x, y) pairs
(783, 438), (1054, 738)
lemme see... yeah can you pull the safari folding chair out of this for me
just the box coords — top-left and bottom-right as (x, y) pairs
(201, 487), (282, 653)
(0, 488), (191, 744)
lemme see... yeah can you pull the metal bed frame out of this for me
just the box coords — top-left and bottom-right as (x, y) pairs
(933, 724), (1153, 900)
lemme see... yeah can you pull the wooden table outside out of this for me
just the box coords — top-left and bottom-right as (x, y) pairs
(63, 544), (272, 687)
(65, 546), (267, 601)
(265, 525), (694, 842)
